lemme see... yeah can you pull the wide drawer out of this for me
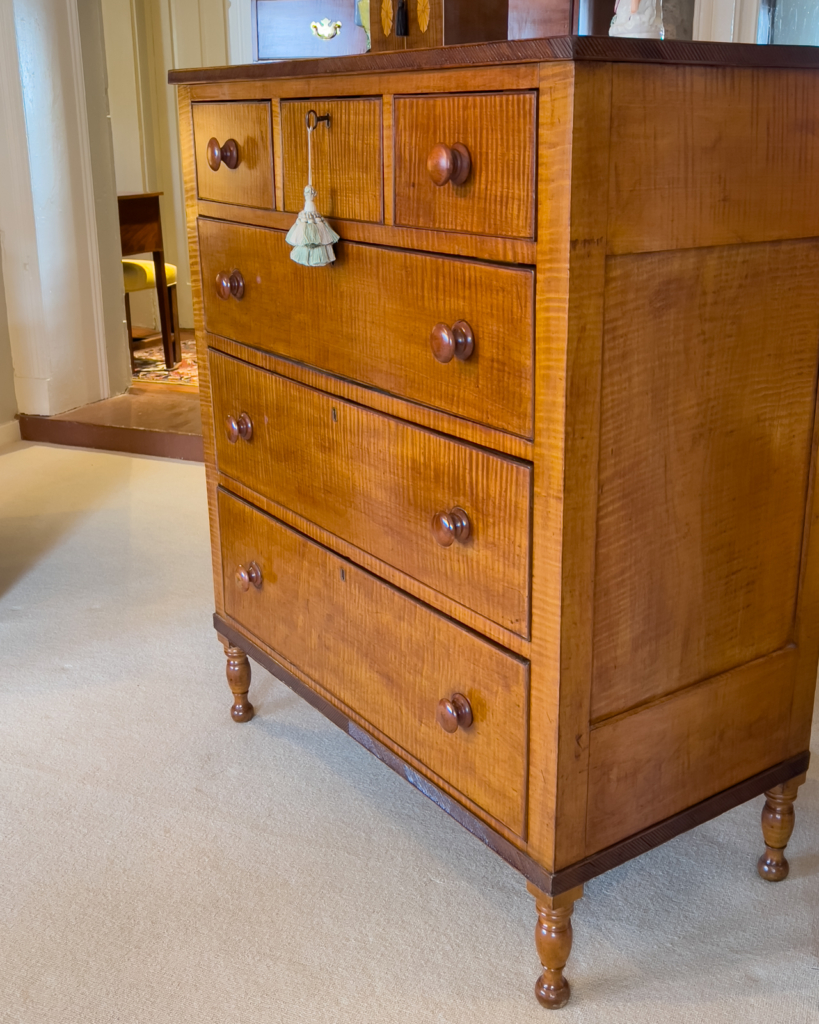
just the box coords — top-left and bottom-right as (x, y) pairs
(192, 102), (274, 208)
(281, 99), (382, 223)
(200, 219), (534, 437)
(219, 487), (529, 836)
(210, 349), (532, 636)
(394, 92), (536, 239)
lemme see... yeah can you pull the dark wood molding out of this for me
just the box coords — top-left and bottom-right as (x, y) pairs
(214, 612), (811, 895)
(169, 38), (819, 86)
(18, 413), (204, 462)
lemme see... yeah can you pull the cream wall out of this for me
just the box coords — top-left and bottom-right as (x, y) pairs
(0, 0), (130, 416)
(102, 0), (253, 331)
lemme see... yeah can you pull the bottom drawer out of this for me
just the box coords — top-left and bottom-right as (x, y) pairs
(219, 487), (529, 837)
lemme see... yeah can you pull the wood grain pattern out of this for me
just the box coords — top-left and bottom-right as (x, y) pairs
(192, 102), (274, 209)
(523, 61), (575, 873)
(178, 87), (227, 617)
(210, 349), (532, 635)
(608, 65), (819, 255)
(218, 471), (532, 657)
(552, 62), (612, 870)
(168, 37), (819, 87)
(199, 219), (535, 437)
(370, 0), (443, 50)
(592, 241), (819, 720)
(281, 99), (382, 222)
(757, 774), (805, 881)
(208, 333), (533, 462)
(217, 609), (813, 896)
(394, 92), (536, 239)
(195, 200), (537, 263)
(219, 488), (529, 835)
(586, 648), (797, 853)
(181, 64), (540, 102)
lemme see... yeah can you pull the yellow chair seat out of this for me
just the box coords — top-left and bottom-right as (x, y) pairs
(123, 258), (177, 293)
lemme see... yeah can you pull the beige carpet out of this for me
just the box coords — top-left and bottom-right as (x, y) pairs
(0, 441), (817, 1024)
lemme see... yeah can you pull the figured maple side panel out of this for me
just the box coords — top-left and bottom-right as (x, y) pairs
(281, 98), (383, 222)
(199, 219), (534, 437)
(394, 92), (536, 239)
(210, 350), (532, 636)
(192, 102), (274, 209)
(607, 65), (819, 255)
(592, 240), (819, 721)
(586, 648), (797, 852)
(219, 488), (529, 836)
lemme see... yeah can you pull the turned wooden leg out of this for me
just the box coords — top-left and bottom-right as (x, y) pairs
(527, 882), (583, 1009)
(757, 773), (806, 881)
(224, 644), (254, 723)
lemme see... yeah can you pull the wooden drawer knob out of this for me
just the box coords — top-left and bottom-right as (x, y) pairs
(436, 693), (473, 733)
(235, 561), (263, 591)
(225, 412), (253, 443)
(216, 270), (244, 300)
(207, 137), (239, 171)
(430, 321), (474, 363)
(427, 142), (471, 187)
(432, 507), (470, 546)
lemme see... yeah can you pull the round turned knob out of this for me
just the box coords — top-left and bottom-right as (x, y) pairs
(436, 693), (473, 733)
(430, 321), (474, 363)
(432, 507), (470, 547)
(225, 411), (253, 443)
(235, 561), (263, 591)
(206, 137), (239, 171)
(427, 142), (471, 187)
(215, 270), (244, 300)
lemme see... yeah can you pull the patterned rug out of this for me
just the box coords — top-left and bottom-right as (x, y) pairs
(132, 334), (198, 387)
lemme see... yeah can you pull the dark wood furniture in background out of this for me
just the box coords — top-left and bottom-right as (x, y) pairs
(254, 0), (616, 58)
(171, 37), (819, 1008)
(118, 192), (181, 370)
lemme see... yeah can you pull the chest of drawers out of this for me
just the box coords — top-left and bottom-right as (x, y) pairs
(172, 37), (819, 1007)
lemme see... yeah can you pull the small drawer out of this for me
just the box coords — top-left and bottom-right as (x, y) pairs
(219, 488), (529, 836)
(199, 218), (534, 437)
(210, 349), (532, 636)
(282, 99), (382, 222)
(193, 102), (274, 208)
(394, 92), (536, 239)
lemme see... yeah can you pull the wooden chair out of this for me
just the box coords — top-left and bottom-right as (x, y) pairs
(118, 192), (181, 370)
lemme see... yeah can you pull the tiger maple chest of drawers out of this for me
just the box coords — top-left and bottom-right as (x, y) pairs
(171, 37), (819, 1008)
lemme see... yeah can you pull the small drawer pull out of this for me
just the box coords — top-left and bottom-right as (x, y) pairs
(207, 137), (239, 171)
(216, 270), (244, 300)
(430, 321), (474, 363)
(436, 693), (473, 733)
(225, 412), (253, 443)
(427, 142), (471, 187)
(432, 507), (470, 547)
(235, 561), (263, 591)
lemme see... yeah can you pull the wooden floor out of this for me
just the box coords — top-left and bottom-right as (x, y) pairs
(18, 384), (203, 462)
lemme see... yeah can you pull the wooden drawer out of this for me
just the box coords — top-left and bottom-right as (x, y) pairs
(282, 99), (382, 222)
(219, 488), (529, 836)
(200, 219), (534, 437)
(192, 102), (274, 208)
(394, 93), (536, 239)
(210, 349), (532, 636)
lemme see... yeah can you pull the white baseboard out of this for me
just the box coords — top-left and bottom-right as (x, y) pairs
(0, 419), (21, 447)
